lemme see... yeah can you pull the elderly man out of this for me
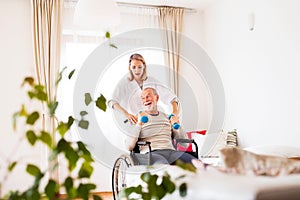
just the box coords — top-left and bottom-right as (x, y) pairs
(124, 87), (196, 165)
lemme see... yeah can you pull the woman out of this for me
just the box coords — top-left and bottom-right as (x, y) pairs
(108, 53), (180, 124)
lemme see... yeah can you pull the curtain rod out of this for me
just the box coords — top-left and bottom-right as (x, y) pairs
(116, 2), (197, 13)
(64, 0), (197, 13)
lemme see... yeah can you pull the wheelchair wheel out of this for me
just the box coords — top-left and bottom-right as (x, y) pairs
(112, 154), (134, 200)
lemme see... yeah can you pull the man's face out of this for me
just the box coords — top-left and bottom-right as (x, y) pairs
(141, 88), (159, 113)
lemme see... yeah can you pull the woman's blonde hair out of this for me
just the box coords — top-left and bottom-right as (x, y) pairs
(128, 53), (147, 81)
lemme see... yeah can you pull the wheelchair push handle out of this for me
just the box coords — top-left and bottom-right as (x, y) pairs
(168, 114), (180, 130)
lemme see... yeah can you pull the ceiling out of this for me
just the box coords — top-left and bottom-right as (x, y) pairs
(115, 0), (216, 11)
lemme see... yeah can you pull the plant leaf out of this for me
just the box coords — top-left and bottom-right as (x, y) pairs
(66, 150), (79, 171)
(39, 131), (53, 148)
(26, 164), (41, 177)
(57, 116), (74, 137)
(33, 85), (48, 101)
(64, 176), (73, 192)
(179, 183), (187, 197)
(85, 93), (93, 106)
(175, 160), (196, 173)
(67, 116), (74, 127)
(77, 141), (89, 154)
(57, 122), (69, 137)
(105, 31), (110, 39)
(161, 174), (176, 194)
(13, 105), (28, 130)
(25, 188), (40, 200)
(77, 141), (94, 162)
(26, 111), (39, 125)
(26, 130), (37, 145)
(22, 77), (35, 86)
(45, 179), (59, 200)
(56, 66), (67, 86)
(109, 43), (118, 49)
(64, 177), (77, 198)
(19, 104), (27, 116)
(68, 69), (75, 79)
(78, 162), (94, 178)
(119, 185), (143, 199)
(57, 139), (79, 171)
(48, 101), (58, 116)
(95, 94), (107, 111)
(77, 183), (96, 199)
(141, 172), (151, 183)
(80, 111), (88, 116)
(78, 120), (89, 129)
(93, 194), (102, 200)
(8, 161), (17, 172)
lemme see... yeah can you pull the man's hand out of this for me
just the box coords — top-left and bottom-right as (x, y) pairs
(169, 114), (180, 125)
(169, 114), (181, 130)
(137, 111), (148, 126)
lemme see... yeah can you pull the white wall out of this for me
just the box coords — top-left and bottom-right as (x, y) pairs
(202, 0), (300, 148)
(0, 0), (39, 195)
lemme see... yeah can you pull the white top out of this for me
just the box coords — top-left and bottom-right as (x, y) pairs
(108, 75), (178, 115)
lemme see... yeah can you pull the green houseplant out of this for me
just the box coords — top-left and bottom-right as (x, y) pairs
(118, 160), (196, 200)
(1, 69), (106, 200)
(0, 31), (116, 200)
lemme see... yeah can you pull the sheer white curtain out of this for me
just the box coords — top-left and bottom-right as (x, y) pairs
(135, 7), (159, 28)
(58, 1), (105, 141)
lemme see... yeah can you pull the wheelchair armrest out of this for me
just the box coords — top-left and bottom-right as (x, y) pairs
(174, 139), (199, 158)
(175, 138), (195, 144)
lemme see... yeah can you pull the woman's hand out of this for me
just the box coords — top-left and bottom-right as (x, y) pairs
(112, 103), (138, 124)
(127, 114), (138, 125)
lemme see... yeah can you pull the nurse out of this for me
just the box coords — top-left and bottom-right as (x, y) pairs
(108, 53), (180, 125)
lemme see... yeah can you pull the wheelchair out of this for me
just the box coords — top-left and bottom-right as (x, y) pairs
(111, 130), (205, 200)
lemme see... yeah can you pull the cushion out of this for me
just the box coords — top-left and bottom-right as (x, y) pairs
(219, 147), (300, 176)
(244, 145), (300, 158)
(226, 129), (238, 147)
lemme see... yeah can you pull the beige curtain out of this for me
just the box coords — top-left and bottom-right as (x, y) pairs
(158, 7), (185, 96)
(32, 0), (62, 181)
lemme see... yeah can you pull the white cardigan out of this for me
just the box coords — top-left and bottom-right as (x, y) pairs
(108, 75), (178, 115)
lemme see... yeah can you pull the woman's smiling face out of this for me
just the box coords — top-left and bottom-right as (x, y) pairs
(129, 59), (144, 80)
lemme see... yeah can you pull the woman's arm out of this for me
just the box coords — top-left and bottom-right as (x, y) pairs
(112, 103), (138, 124)
(124, 114), (144, 151)
(171, 101), (179, 116)
(124, 128), (140, 151)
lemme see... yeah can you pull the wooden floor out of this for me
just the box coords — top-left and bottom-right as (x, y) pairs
(59, 192), (114, 200)
(97, 192), (113, 200)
